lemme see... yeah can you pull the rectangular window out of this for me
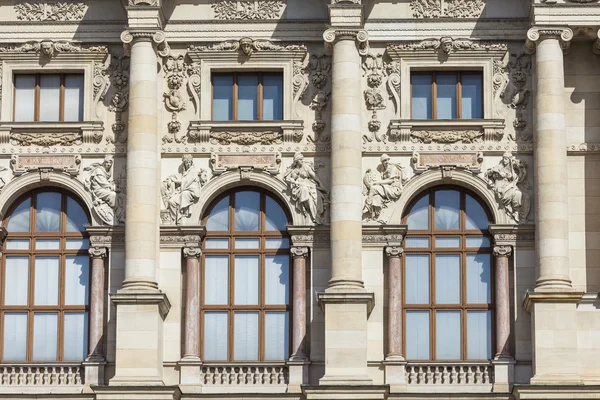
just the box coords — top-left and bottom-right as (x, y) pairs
(212, 72), (283, 121)
(14, 74), (84, 122)
(411, 71), (483, 120)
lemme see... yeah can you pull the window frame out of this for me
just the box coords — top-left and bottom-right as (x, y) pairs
(200, 188), (292, 362)
(0, 189), (91, 362)
(211, 72), (283, 121)
(401, 186), (494, 361)
(13, 73), (84, 122)
(410, 71), (483, 120)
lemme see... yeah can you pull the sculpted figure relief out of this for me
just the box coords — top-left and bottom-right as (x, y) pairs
(363, 154), (407, 224)
(84, 156), (125, 225)
(284, 152), (329, 225)
(161, 154), (208, 225)
(484, 152), (531, 224)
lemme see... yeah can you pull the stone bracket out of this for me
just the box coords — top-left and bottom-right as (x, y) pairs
(317, 291), (375, 314)
(523, 291), (584, 313)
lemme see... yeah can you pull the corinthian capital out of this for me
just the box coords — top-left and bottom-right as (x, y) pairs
(323, 28), (369, 56)
(385, 246), (403, 258)
(493, 245), (513, 257)
(524, 27), (573, 55)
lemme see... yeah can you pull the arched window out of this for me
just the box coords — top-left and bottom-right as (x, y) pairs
(402, 187), (492, 361)
(201, 189), (291, 361)
(1, 190), (90, 361)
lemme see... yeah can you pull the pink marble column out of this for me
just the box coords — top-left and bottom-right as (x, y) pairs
(88, 246), (107, 360)
(386, 246), (404, 359)
(183, 247), (202, 360)
(290, 246), (309, 360)
(494, 245), (512, 359)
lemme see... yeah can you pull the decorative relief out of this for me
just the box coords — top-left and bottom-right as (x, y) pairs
(410, 0), (484, 18)
(493, 245), (512, 257)
(410, 129), (483, 144)
(187, 62), (201, 117)
(504, 53), (532, 141)
(0, 40), (107, 58)
(209, 131), (282, 145)
(162, 55), (187, 144)
(362, 53), (387, 143)
(308, 54), (332, 142)
(10, 132), (82, 147)
(15, 2), (87, 21)
(386, 61), (401, 118)
(363, 154), (407, 224)
(191, 38), (305, 57)
(11, 154), (81, 176)
(161, 154), (208, 225)
(389, 38), (507, 54)
(129, 0), (159, 5)
(210, 152), (281, 177)
(84, 156), (125, 226)
(412, 152), (483, 176)
(283, 152), (329, 225)
(212, 0), (285, 20)
(293, 60), (309, 119)
(484, 152), (531, 224)
(107, 54), (130, 144)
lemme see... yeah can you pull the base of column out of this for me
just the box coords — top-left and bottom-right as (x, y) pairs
(327, 278), (365, 292)
(303, 385), (389, 400)
(178, 357), (203, 386)
(83, 357), (107, 386)
(120, 278), (160, 292)
(534, 277), (574, 292)
(491, 358), (515, 393)
(383, 356), (407, 393)
(287, 359), (310, 393)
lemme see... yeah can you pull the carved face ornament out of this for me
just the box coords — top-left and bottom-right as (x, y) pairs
(40, 40), (55, 57)
(239, 38), (254, 56)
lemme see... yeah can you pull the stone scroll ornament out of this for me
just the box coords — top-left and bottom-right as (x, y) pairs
(84, 156), (125, 225)
(484, 152), (531, 224)
(283, 152), (329, 225)
(161, 154), (208, 225)
(362, 154), (407, 224)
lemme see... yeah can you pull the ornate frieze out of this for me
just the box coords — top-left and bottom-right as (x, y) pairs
(11, 132), (82, 147)
(211, 0), (286, 20)
(14, 2), (87, 21)
(410, 130), (483, 144)
(161, 155), (208, 225)
(107, 54), (130, 144)
(209, 131), (282, 145)
(412, 152), (483, 176)
(363, 154), (407, 224)
(11, 154), (82, 176)
(210, 152), (281, 177)
(388, 120), (505, 144)
(410, 0), (484, 18)
(190, 38), (305, 56)
(84, 156), (125, 226)
(0, 40), (107, 58)
(388, 38), (507, 55)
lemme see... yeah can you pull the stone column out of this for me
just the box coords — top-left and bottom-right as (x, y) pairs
(493, 245), (512, 359)
(290, 246), (309, 360)
(88, 246), (108, 359)
(182, 247), (201, 360)
(525, 27), (573, 290)
(385, 246), (403, 359)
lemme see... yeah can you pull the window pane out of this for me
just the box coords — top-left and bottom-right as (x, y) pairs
(436, 311), (461, 360)
(407, 194), (429, 230)
(265, 255), (289, 305)
(467, 311), (492, 360)
(466, 236), (490, 248)
(66, 239), (90, 250)
(204, 256), (228, 305)
(405, 237), (430, 248)
(204, 312), (228, 360)
(435, 190), (460, 230)
(262, 74), (283, 120)
(265, 196), (287, 231)
(435, 237), (460, 248)
(435, 255), (460, 304)
(34, 257), (59, 306)
(235, 238), (260, 249)
(235, 191), (260, 231)
(411, 74), (432, 120)
(405, 254), (429, 304)
(266, 238), (290, 249)
(14, 75), (36, 121)
(213, 75), (233, 121)
(3, 313), (27, 360)
(265, 312), (289, 360)
(436, 73), (457, 119)
(205, 238), (229, 249)
(206, 196), (229, 231)
(465, 195), (488, 230)
(8, 198), (31, 232)
(36, 239), (60, 250)
(33, 313), (58, 361)
(461, 73), (483, 119)
(466, 254), (491, 304)
(6, 239), (29, 250)
(64, 75), (84, 121)
(39, 75), (61, 121)
(237, 74), (258, 120)
(65, 256), (89, 305)
(234, 256), (259, 305)
(406, 311), (430, 360)
(66, 197), (88, 232)
(234, 312), (259, 360)
(36, 192), (61, 232)
(5, 257), (29, 305)
(64, 312), (88, 360)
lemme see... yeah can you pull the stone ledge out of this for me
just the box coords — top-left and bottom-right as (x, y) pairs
(514, 384), (600, 400)
(110, 291), (171, 319)
(303, 385), (388, 400)
(523, 291), (585, 313)
(93, 385), (180, 400)
(317, 291), (375, 314)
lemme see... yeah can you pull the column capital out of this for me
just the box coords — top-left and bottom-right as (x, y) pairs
(525, 27), (573, 54)
(323, 28), (369, 56)
(89, 246), (108, 259)
(493, 245), (513, 257)
(385, 246), (403, 258)
(291, 246), (309, 258)
(183, 246), (202, 259)
(120, 29), (170, 57)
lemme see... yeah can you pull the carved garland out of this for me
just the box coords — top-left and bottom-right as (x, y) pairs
(212, 0), (286, 20)
(308, 54), (331, 143)
(14, 2), (87, 21)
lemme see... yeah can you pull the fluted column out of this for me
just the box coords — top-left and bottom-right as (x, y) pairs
(386, 246), (403, 360)
(324, 28), (369, 291)
(526, 27), (573, 290)
(88, 246), (108, 359)
(291, 246), (309, 360)
(182, 247), (201, 360)
(494, 245), (512, 359)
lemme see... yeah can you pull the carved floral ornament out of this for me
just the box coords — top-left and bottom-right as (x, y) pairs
(388, 37), (507, 56)
(410, 0), (484, 18)
(0, 40), (107, 58)
(190, 38), (306, 57)
(211, 0), (286, 20)
(14, 2), (87, 21)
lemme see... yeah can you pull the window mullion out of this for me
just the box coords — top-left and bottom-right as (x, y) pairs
(233, 73), (238, 121)
(59, 74), (65, 122)
(258, 73), (263, 121)
(432, 72), (437, 120)
(34, 74), (40, 122)
(457, 72), (462, 119)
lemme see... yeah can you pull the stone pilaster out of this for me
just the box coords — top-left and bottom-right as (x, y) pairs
(288, 246), (310, 393)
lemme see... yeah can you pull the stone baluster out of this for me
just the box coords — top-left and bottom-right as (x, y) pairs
(493, 245), (512, 359)
(290, 246), (309, 360)
(182, 246), (202, 360)
(88, 246), (108, 359)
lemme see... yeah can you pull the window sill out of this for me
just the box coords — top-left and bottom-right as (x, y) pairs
(188, 120), (304, 145)
(388, 119), (505, 144)
(0, 121), (104, 146)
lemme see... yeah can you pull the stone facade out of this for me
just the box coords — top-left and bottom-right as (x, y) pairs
(0, 1), (598, 399)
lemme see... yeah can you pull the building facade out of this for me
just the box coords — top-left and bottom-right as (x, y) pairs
(0, 0), (598, 399)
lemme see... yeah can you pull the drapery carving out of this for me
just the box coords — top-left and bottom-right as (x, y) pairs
(161, 155), (208, 225)
(84, 156), (125, 225)
(363, 154), (407, 224)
